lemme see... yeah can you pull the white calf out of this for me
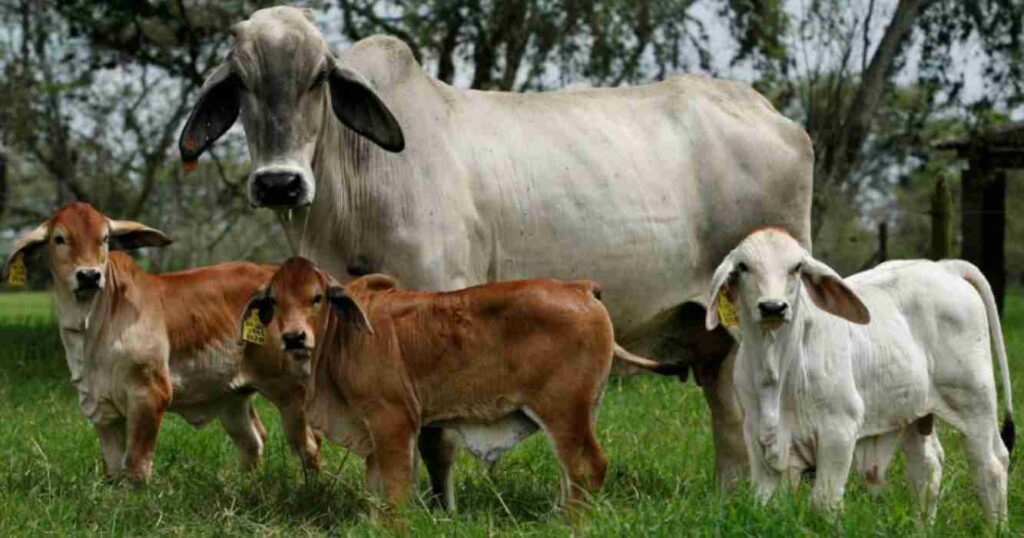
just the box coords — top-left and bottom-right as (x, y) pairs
(706, 228), (1014, 525)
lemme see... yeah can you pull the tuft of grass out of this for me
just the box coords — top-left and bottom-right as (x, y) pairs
(0, 290), (1021, 535)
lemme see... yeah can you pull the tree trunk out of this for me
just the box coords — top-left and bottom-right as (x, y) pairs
(929, 176), (952, 260)
(812, 0), (924, 237)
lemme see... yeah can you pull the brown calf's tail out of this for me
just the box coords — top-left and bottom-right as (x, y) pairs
(613, 344), (687, 378)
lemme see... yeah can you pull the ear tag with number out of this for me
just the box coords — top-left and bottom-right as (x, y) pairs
(242, 309), (266, 345)
(717, 290), (738, 327)
(7, 253), (27, 287)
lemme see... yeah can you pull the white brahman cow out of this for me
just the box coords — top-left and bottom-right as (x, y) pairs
(178, 5), (815, 501)
(706, 228), (1014, 525)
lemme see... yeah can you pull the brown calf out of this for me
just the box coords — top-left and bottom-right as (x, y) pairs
(2, 203), (319, 483)
(240, 257), (680, 509)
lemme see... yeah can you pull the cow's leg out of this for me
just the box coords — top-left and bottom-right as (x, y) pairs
(418, 426), (457, 511)
(279, 404), (322, 472)
(743, 414), (780, 503)
(699, 346), (748, 488)
(810, 428), (856, 513)
(962, 422), (1009, 525)
(524, 403), (608, 507)
(94, 420), (127, 479)
(365, 409), (417, 507)
(219, 396), (265, 471)
(853, 430), (902, 495)
(123, 367), (172, 485)
(902, 424), (944, 525)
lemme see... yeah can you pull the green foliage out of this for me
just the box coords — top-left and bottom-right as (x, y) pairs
(0, 290), (1022, 534)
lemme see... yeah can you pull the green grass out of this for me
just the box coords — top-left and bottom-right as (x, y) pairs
(0, 290), (1021, 536)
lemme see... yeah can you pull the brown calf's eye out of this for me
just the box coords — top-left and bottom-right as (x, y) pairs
(54, 236), (66, 245)
(312, 294), (323, 305)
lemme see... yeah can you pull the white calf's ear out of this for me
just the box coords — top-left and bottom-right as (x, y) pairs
(705, 253), (737, 330)
(108, 220), (173, 250)
(799, 256), (870, 324)
(3, 222), (48, 281)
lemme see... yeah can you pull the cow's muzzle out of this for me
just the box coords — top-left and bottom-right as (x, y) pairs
(252, 170), (307, 208)
(74, 268), (103, 298)
(282, 331), (312, 357)
(757, 300), (789, 327)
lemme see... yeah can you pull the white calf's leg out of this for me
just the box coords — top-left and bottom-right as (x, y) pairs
(811, 430), (857, 513)
(219, 397), (265, 470)
(743, 417), (781, 503)
(901, 425), (944, 524)
(962, 426), (1009, 526)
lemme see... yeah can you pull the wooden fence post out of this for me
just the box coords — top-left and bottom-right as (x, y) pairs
(930, 176), (952, 260)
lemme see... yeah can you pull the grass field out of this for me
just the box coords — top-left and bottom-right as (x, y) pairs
(0, 290), (1020, 536)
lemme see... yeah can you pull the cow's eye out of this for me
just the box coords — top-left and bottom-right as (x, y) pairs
(54, 236), (66, 246)
(792, 262), (802, 274)
(737, 262), (749, 273)
(312, 293), (323, 305)
(101, 234), (109, 245)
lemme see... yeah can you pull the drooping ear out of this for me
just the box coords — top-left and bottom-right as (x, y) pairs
(237, 287), (275, 341)
(327, 61), (405, 153)
(179, 62), (242, 168)
(799, 255), (870, 324)
(705, 253), (737, 330)
(327, 286), (374, 334)
(108, 220), (173, 250)
(3, 222), (48, 281)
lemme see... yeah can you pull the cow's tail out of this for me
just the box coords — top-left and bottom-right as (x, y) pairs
(948, 260), (1014, 454)
(613, 344), (687, 377)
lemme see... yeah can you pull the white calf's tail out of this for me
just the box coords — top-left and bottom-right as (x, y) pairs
(946, 260), (1015, 454)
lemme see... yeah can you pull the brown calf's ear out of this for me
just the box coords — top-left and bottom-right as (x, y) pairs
(3, 222), (48, 281)
(705, 253), (737, 330)
(327, 286), (373, 334)
(108, 220), (173, 250)
(799, 256), (870, 324)
(328, 62), (405, 153)
(179, 62), (242, 167)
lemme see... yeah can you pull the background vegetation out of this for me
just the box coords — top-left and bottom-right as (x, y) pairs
(0, 291), (1021, 535)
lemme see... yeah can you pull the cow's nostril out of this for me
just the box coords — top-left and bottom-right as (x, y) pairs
(758, 301), (788, 317)
(282, 331), (307, 349)
(75, 269), (102, 289)
(252, 171), (305, 207)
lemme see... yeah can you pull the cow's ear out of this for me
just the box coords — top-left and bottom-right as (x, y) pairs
(179, 62), (242, 168)
(3, 222), (48, 281)
(327, 286), (374, 334)
(237, 287), (275, 342)
(108, 220), (173, 251)
(327, 62), (405, 153)
(800, 255), (870, 324)
(705, 252), (738, 330)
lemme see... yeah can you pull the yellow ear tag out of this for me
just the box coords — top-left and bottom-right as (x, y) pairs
(242, 310), (266, 345)
(717, 290), (738, 327)
(7, 253), (27, 287)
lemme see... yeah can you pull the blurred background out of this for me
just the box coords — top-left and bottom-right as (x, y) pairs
(0, 0), (1021, 304)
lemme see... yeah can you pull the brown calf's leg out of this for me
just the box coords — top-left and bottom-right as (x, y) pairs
(280, 404), (322, 472)
(94, 420), (127, 479)
(526, 401), (608, 507)
(219, 396), (265, 471)
(366, 409), (417, 507)
(418, 426), (458, 511)
(124, 367), (172, 485)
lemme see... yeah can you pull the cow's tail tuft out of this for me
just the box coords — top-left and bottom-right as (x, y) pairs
(1002, 412), (1015, 456)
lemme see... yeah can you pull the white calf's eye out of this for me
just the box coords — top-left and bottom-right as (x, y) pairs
(792, 262), (802, 273)
(737, 262), (749, 273)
